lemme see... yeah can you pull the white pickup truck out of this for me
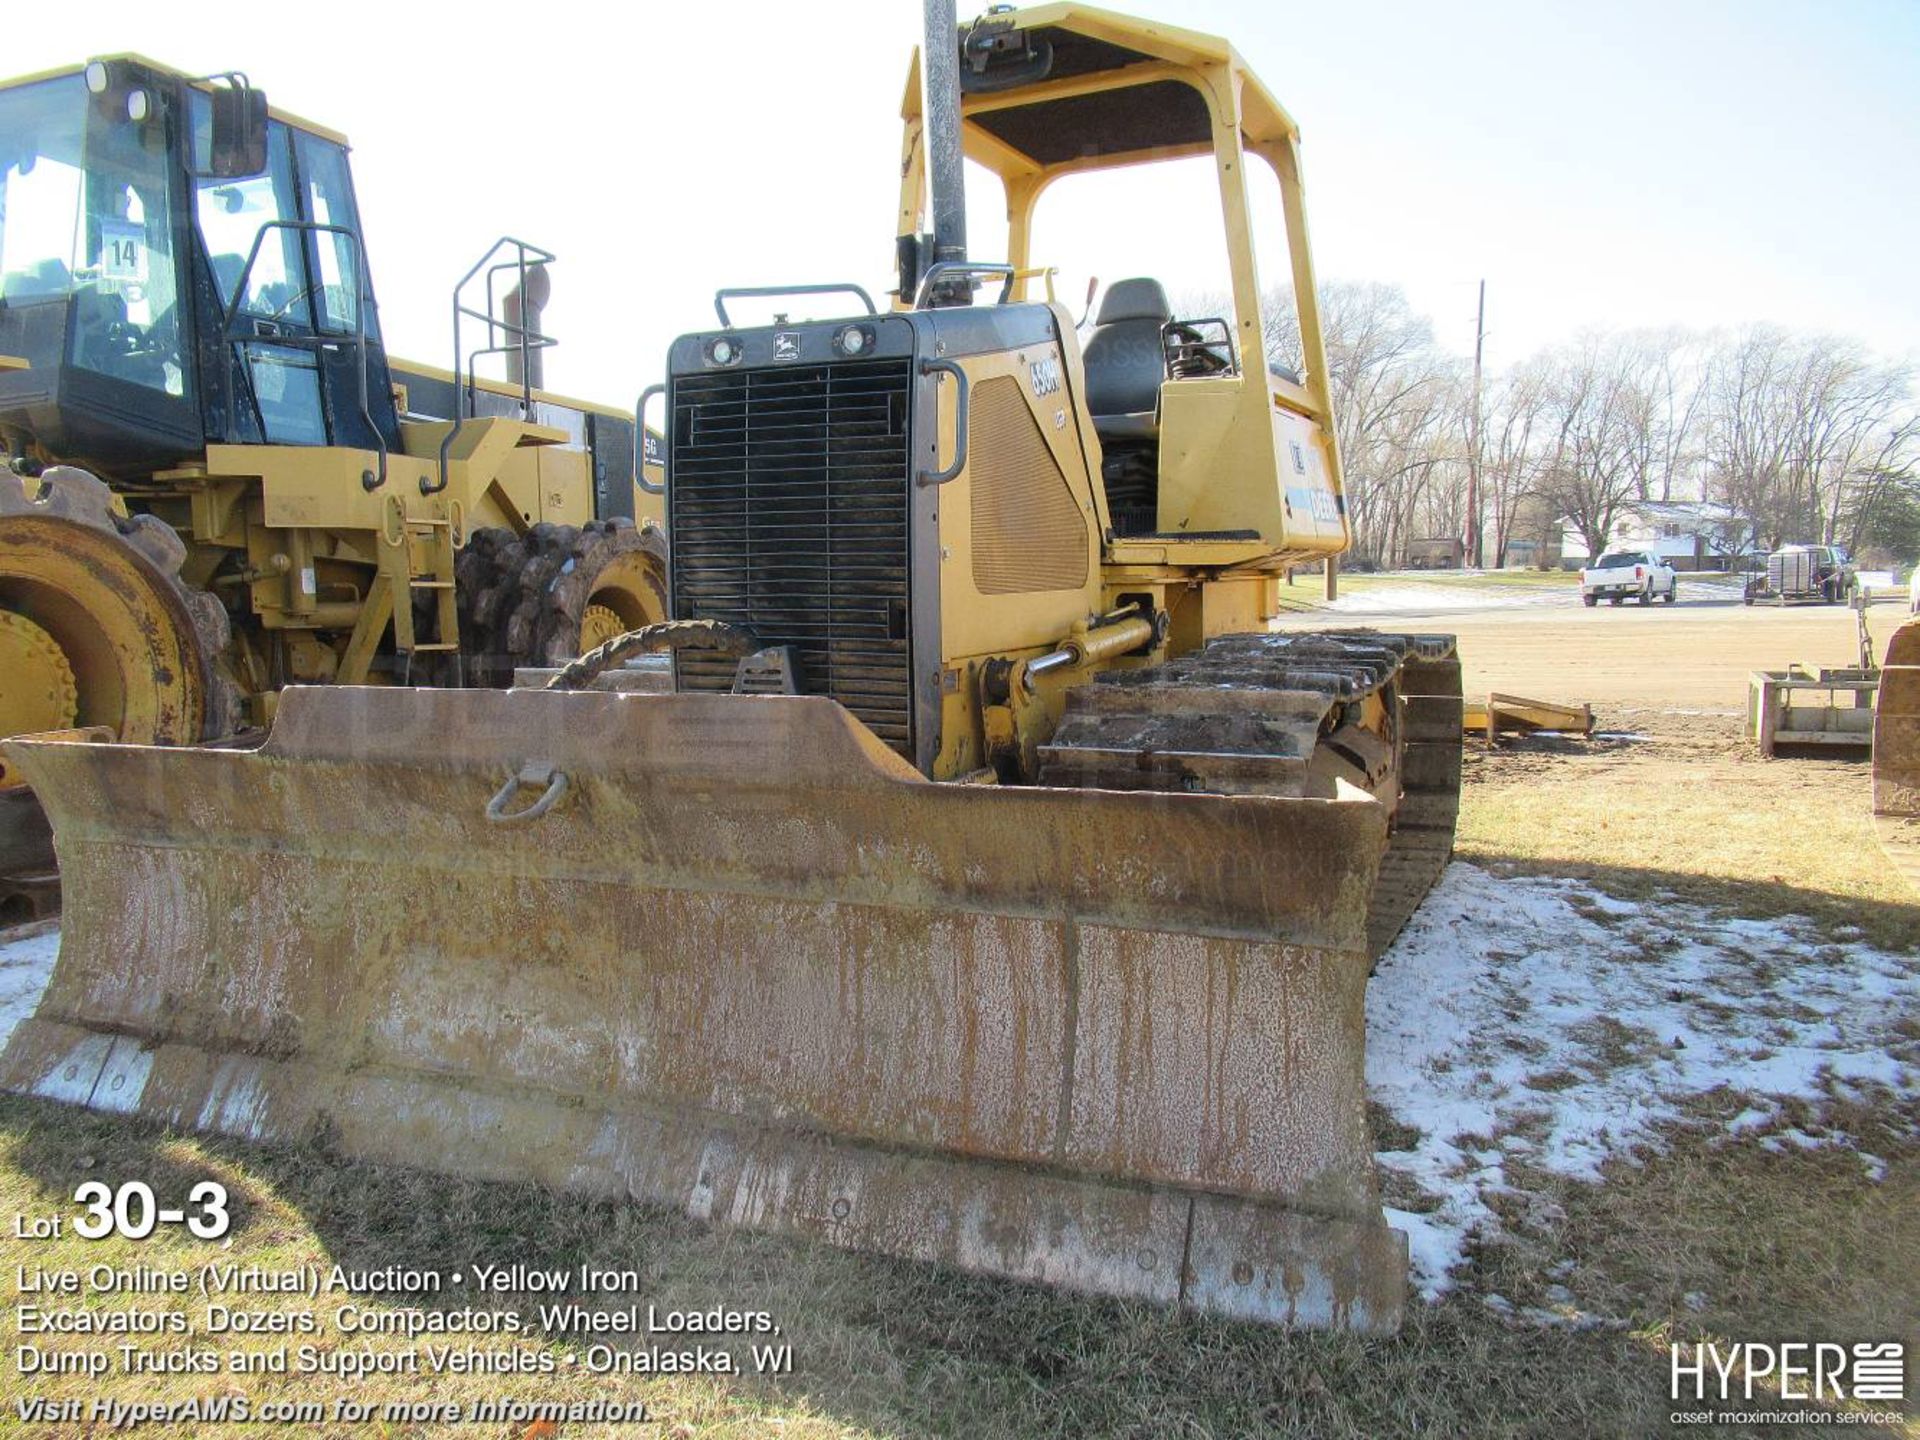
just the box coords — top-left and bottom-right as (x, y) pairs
(1581, 550), (1677, 606)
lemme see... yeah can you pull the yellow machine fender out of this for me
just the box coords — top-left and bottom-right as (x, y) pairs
(1874, 616), (1920, 891)
(2, 686), (1406, 1329)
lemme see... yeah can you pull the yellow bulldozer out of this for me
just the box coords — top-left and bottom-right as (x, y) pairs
(0, 56), (668, 917)
(2, 6), (1463, 1330)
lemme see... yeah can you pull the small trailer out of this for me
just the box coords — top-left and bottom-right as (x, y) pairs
(1749, 601), (1893, 758)
(1744, 544), (1857, 605)
(1748, 665), (1878, 756)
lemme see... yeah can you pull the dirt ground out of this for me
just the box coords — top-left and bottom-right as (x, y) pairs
(1327, 587), (1880, 713)
(1284, 587), (1917, 947)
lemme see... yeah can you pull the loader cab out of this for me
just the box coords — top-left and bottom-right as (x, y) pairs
(0, 57), (396, 477)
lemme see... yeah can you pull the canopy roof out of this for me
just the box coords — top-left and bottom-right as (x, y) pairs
(904, 4), (1299, 182)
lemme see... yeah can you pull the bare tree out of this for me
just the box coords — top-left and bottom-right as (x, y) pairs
(1702, 328), (1913, 550)
(1480, 359), (1552, 566)
(1165, 286), (1917, 571)
(1620, 330), (1707, 505)
(1532, 336), (1649, 559)
(1838, 416), (1920, 560)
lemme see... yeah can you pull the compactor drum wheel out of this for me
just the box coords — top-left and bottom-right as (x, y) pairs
(0, 468), (234, 913)
(1874, 616), (1920, 892)
(0, 468), (233, 744)
(455, 520), (668, 687)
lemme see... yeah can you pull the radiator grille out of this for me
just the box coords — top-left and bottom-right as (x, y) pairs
(669, 358), (915, 757)
(969, 376), (1090, 594)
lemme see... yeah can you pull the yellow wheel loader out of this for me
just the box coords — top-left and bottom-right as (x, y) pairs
(1876, 611), (1920, 890)
(2, 7), (1461, 1331)
(0, 57), (667, 917)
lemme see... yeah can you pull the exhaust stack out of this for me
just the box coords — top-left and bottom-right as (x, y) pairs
(503, 262), (552, 390)
(921, 0), (968, 302)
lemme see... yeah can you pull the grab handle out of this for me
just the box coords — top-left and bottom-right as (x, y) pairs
(713, 283), (877, 327)
(635, 383), (666, 496)
(916, 358), (969, 486)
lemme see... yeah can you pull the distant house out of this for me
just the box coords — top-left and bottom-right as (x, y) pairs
(1500, 493), (1565, 570)
(1557, 501), (1750, 572)
(1406, 537), (1465, 570)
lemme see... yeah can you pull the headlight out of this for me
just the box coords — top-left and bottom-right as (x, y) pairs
(834, 324), (875, 358)
(85, 61), (110, 95)
(126, 89), (150, 123)
(706, 335), (742, 367)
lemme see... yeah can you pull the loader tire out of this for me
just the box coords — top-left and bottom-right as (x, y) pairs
(0, 465), (237, 914)
(456, 519), (669, 687)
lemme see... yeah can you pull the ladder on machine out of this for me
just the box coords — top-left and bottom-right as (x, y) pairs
(394, 238), (558, 677)
(388, 510), (460, 659)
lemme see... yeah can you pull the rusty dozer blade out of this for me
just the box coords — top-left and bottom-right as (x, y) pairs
(2, 685), (1407, 1330)
(1874, 615), (1920, 893)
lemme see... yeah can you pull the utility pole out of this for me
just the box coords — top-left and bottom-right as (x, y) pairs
(1465, 279), (1486, 569)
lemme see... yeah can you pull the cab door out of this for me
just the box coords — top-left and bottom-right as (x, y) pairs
(290, 129), (395, 453)
(187, 102), (394, 451)
(191, 109), (326, 445)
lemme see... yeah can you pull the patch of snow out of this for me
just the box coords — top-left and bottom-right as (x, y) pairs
(1676, 578), (1746, 602)
(1614, 706), (1744, 719)
(1367, 863), (1919, 1302)
(1515, 1302), (1623, 1330)
(1324, 582), (1568, 615)
(1761, 1128), (1827, 1153)
(0, 926), (61, 1051)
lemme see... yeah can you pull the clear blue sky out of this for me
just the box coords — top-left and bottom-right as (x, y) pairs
(11, 0), (1916, 400)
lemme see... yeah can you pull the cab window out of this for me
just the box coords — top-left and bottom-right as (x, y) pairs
(192, 104), (307, 326)
(0, 72), (188, 398)
(294, 132), (372, 337)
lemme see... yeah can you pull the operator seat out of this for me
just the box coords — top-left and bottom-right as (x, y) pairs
(1081, 277), (1170, 441)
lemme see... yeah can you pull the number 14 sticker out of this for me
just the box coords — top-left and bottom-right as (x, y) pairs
(100, 220), (146, 282)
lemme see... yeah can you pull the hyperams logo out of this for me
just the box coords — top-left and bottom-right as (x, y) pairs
(1672, 1341), (1906, 1404)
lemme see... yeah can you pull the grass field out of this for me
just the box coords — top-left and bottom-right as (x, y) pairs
(2, 601), (1915, 1438)
(6, 1071), (1908, 1440)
